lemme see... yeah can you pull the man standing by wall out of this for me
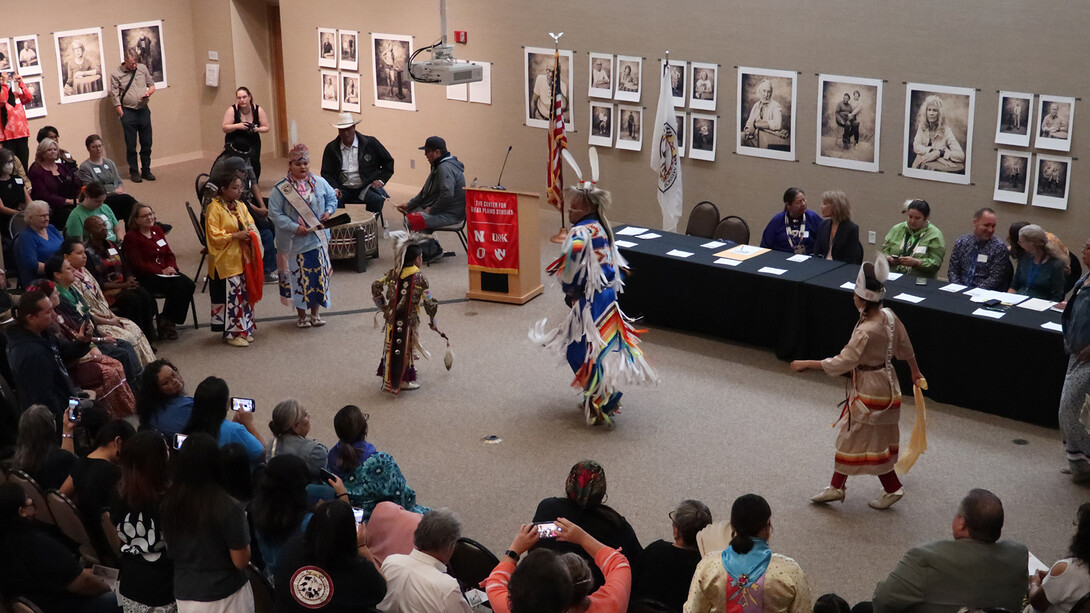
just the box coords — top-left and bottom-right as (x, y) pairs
(109, 48), (155, 183)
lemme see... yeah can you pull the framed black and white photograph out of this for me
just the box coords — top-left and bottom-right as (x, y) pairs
(338, 30), (358, 72)
(902, 82), (975, 185)
(372, 33), (415, 111)
(118, 20), (167, 88)
(676, 113), (686, 157)
(320, 70), (339, 111)
(994, 91), (1033, 148)
(815, 74), (882, 173)
(663, 59), (686, 108)
(614, 55), (641, 103)
(736, 67), (796, 161)
(616, 105), (642, 151)
(690, 112), (717, 161)
(53, 27), (106, 104)
(14, 35), (41, 77)
(588, 53), (613, 99)
(318, 28), (337, 68)
(1036, 95), (1075, 152)
(588, 102), (613, 147)
(1032, 153), (1072, 210)
(22, 76), (46, 119)
(689, 62), (717, 111)
(993, 149), (1031, 205)
(524, 46), (573, 130)
(341, 73), (361, 113)
(0, 39), (13, 74)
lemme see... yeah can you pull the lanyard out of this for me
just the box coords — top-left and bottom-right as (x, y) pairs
(784, 213), (806, 254)
(900, 227), (924, 257)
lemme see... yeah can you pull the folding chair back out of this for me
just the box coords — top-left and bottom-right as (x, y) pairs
(10, 597), (43, 613)
(45, 490), (99, 565)
(244, 563), (275, 613)
(447, 537), (499, 593)
(186, 201), (209, 293)
(684, 201), (720, 238)
(8, 213), (25, 240)
(713, 215), (750, 244)
(6, 470), (53, 525)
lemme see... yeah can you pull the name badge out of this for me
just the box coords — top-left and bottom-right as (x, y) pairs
(156, 239), (167, 247)
(92, 167), (102, 174)
(977, 254), (988, 263)
(913, 245), (927, 255)
(107, 248), (118, 257)
(802, 231), (810, 238)
(13, 178), (22, 185)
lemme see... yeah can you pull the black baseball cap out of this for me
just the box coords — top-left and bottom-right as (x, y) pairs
(419, 136), (446, 151)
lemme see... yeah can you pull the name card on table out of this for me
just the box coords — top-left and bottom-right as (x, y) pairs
(616, 227), (648, 236)
(757, 267), (787, 276)
(636, 232), (662, 239)
(939, 283), (967, 293)
(840, 281), (856, 290)
(700, 240), (727, 249)
(972, 308), (1005, 319)
(786, 254), (810, 262)
(713, 258), (741, 267)
(615, 240), (638, 248)
(887, 272), (903, 281)
(892, 293), (925, 304)
(666, 249), (694, 258)
(1041, 321), (1063, 332)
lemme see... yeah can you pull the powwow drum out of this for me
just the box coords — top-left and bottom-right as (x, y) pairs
(328, 205), (378, 272)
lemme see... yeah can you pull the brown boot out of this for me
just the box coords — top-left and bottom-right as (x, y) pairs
(158, 318), (179, 341)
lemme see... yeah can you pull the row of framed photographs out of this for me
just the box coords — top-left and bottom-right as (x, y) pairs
(994, 91), (1075, 152)
(0, 22), (167, 105)
(316, 29), (416, 111)
(584, 52), (718, 110)
(994, 150), (1072, 210)
(587, 101), (718, 161)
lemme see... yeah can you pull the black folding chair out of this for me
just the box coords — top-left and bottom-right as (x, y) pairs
(186, 201), (210, 293)
(447, 537), (499, 593)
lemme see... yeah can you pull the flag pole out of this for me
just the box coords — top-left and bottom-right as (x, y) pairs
(549, 32), (568, 243)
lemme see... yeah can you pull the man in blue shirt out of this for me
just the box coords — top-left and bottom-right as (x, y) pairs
(946, 208), (1012, 290)
(759, 187), (822, 255)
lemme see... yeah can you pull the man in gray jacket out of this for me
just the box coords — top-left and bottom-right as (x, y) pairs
(396, 136), (465, 232)
(872, 488), (1028, 613)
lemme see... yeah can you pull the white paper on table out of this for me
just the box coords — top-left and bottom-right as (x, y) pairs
(938, 283), (967, 293)
(666, 249), (694, 258)
(1041, 321), (1064, 332)
(967, 288), (1029, 305)
(839, 281), (856, 290)
(1029, 552), (1050, 575)
(714, 258), (741, 267)
(732, 245), (763, 255)
(614, 240), (638, 248)
(636, 232), (662, 239)
(892, 293), (925, 304)
(758, 267), (787, 276)
(700, 240), (727, 249)
(786, 254), (810, 262)
(468, 62), (491, 104)
(886, 272), (903, 281)
(616, 227), (648, 236)
(1017, 298), (1057, 312)
(972, 308), (1005, 319)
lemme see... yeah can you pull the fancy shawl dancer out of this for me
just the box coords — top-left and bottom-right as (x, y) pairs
(530, 148), (656, 427)
(372, 234), (440, 394)
(791, 256), (926, 509)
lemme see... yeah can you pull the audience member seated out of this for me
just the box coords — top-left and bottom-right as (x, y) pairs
(66, 234), (157, 344)
(532, 460), (642, 587)
(65, 182), (124, 242)
(35, 126), (79, 172)
(320, 113), (395, 213)
(183, 375), (265, 464)
(1028, 502), (1090, 613)
(880, 198), (945, 278)
(274, 499), (387, 612)
(122, 203), (196, 340)
(12, 404), (76, 490)
(377, 508), (471, 613)
(252, 454), (314, 581)
(60, 419), (133, 527)
(813, 190), (863, 264)
(366, 500), (424, 565)
(82, 215), (160, 341)
(58, 243), (155, 364)
(946, 207), (1012, 291)
(633, 499), (712, 612)
(78, 134), (137, 227)
(760, 187), (822, 255)
(135, 359), (191, 438)
(109, 430), (176, 613)
(487, 517), (632, 613)
(328, 403), (427, 519)
(220, 442), (255, 504)
(871, 488), (1027, 613)
(0, 482), (120, 613)
(14, 199), (62, 287)
(28, 138), (80, 228)
(684, 493), (811, 613)
(267, 398), (328, 480)
(395, 135), (466, 232)
(1011, 224), (1067, 302)
(161, 432), (255, 610)
(0, 148), (30, 270)
(813, 593), (851, 613)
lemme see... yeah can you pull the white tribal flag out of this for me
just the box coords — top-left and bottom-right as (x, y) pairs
(651, 64), (683, 231)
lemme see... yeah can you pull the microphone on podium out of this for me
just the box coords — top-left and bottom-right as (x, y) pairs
(493, 146), (513, 190)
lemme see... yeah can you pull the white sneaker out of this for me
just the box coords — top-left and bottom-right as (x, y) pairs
(868, 488), (904, 510)
(400, 381), (420, 390)
(810, 486), (846, 504)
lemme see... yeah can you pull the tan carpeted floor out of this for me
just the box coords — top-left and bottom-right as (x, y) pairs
(125, 154), (1079, 604)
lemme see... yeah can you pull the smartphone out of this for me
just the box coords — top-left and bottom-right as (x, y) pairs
(984, 298), (1001, 307)
(534, 522), (562, 538)
(67, 398), (80, 422)
(353, 507), (365, 525)
(319, 468), (338, 484)
(231, 397), (255, 412)
(173, 433), (188, 450)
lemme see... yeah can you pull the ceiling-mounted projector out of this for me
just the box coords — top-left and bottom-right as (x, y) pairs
(409, 0), (483, 86)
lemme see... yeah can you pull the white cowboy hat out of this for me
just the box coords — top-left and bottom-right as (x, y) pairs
(330, 112), (361, 129)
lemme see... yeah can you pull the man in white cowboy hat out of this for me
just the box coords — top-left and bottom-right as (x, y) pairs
(319, 112), (395, 213)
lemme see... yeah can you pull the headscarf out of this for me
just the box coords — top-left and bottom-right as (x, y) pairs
(288, 144), (310, 164)
(564, 460), (606, 508)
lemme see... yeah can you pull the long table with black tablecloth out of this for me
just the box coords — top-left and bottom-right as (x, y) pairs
(614, 225), (1066, 427)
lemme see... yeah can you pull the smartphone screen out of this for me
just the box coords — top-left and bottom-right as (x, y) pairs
(319, 468), (337, 484)
(231, 397), (255, 412)
(68, 398), (80, 422)
(173, 433), (188, 449)
(353, 507), (365, 525)
(534, 522), (561, 538)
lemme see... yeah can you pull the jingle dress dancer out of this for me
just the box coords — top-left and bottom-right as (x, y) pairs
(531, 185), (656, 427)
(372, 234), (439, 394)
(790, 256), (925, 509)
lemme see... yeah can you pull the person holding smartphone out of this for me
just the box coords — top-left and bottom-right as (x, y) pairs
(879, 198), (946, 278)
(182, 376), (265, 465)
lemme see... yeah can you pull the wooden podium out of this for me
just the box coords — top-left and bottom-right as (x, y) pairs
(464, 188), (545, 305)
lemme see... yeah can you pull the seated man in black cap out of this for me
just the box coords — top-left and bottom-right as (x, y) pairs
(396, 136), (466, 233)
(208, 141), (277, 281)
(320, 112), (395, 214)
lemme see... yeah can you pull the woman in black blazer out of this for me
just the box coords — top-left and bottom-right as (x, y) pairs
(814, 190), (864, 264)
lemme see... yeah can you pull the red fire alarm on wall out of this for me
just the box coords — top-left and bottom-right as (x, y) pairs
(454, 30), (467, 44)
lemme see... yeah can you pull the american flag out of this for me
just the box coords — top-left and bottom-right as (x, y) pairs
(546, 49), (567, 211)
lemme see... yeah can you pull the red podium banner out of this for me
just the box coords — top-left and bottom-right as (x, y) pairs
(466, 188), (520, 274)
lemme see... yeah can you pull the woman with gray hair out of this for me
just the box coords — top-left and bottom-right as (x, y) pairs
(1010, 224), (1067, 301)
(14, 199), (62, 287)
(27, 138), (79, 228)
(633, 499), (712, 611)
(267, 398), (328, 479)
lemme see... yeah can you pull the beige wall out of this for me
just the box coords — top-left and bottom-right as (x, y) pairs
(229, 0), (280, 155)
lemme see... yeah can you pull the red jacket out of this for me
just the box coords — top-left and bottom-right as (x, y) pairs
(0, 81), (33, 141)
(123, 226), (179, 276)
